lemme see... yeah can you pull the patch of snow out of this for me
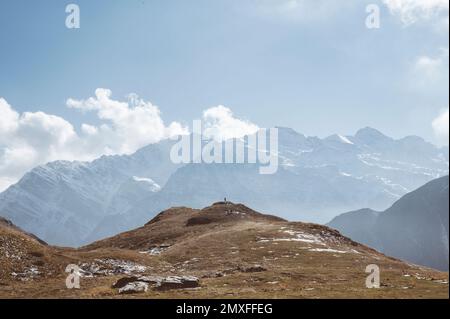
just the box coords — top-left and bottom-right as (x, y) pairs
(11, 266), (40, 281)
(139, 244), (170, 256)
(140, 247), (164, 256)
(230, 211), (246, 216)
(277, 230), (325, 245)
(338, 135), (354, 145)
(79, 259), (147, 277)
(132, 176), (161, 192)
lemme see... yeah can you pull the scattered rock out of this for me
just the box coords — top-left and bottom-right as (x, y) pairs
(113, 275), (198, 292)
(155, 276), (200, 291)
(118, 281), (149, 294)
(223, 267), (239, 275)
(113, 276), (163, 289)
(10, 266), (41, 281)
(79, 259), (147, 277)
(140, 244), (171, 256)
(137, 275), (164, 285)
(112, 276), (139, 289)
(239, 265), (267, 273)
(202, 271), (224, 279)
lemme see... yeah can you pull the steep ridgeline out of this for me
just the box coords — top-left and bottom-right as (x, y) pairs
(0, 127), (448, 246)
(328, 176), (449, 271)
(0, 141), (179, 246)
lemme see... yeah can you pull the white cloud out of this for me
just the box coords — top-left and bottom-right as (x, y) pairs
(0, 89), (188, 191)
(409, 47), (449, 91)
(416, 55), (443, 74)
(202, 105), (259, 141)
(0, 90), (260, 191)
(251, 0), (449, 29)
(383, 0), (449, 27)
(0, 98), (80, 191)
(414, 47), (448, 76)
(432, 108), (449, 145)
(67, 88), (187, 154)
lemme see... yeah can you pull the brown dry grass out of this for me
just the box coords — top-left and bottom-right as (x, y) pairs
(1, 203), (448, 299)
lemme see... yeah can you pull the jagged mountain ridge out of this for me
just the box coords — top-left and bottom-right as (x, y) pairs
(0, 140), (179, 246)
(0, 127), (448, 246)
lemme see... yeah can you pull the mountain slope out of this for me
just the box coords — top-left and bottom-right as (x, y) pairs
(0, 141), (179, 246)
(113, 163), (394, 230)
(1, 203), (448, 298)
(328, 176), (449, 271)
(1, 127), (448, 246)
(0, 217), (56, 281)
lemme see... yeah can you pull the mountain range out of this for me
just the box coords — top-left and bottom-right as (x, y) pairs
(0, 127), (448, 247)
(328, 176), (449, 271)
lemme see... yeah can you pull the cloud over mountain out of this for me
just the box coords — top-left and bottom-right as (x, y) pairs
(433, 108), (449, 145)
(202, 105), (259, 141)
(0, 98), (79, 191)
(67, 88), (188, 154)
(0, 90), (264, 191)
(1, 89), (189, 191)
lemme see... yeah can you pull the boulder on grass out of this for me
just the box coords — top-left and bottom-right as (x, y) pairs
(137, 275), (164, 285)
(112, 276), (138, 289)
(155, 276), (199, 291)
(118, 281), (149, 294)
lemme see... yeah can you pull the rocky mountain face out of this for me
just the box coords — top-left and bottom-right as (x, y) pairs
(328, 176), (449, 271)
(0, 203), (448, 298)
(0, 141), (179, 246)
(0, 127), (448, 246)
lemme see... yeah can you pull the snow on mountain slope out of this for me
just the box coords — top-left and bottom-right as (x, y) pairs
(324, 134), (354, 145)
(92, 128), (448, 243)
(0, 127), (448, 247)
(280, 127), (448, 197)
(0, 140), (179, 246)
(104, 163), (394, 238)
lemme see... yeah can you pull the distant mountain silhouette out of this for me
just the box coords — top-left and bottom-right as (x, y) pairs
(328, 176), (449, 271)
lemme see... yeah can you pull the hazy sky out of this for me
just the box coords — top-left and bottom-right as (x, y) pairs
(0, 0), (449, 189)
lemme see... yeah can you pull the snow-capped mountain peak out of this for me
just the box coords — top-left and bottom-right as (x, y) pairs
(0, 127), (448, 247)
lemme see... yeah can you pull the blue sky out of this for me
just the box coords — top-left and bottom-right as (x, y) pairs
(0, 0), (449, 189)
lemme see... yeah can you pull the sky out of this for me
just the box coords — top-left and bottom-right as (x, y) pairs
(0, 0), (449, 190)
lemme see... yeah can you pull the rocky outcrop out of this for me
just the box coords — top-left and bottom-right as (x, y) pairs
(118, 281), (149, 294)
(155, 276), (200, 291)
(113, 275), (200, 293)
